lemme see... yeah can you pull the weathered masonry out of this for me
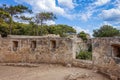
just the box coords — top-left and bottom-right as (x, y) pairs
(0, 35), (120, 79)
(0, 35), (75, 64)
(92, 37), (120, 79)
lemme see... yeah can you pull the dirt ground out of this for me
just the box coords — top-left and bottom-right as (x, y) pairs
(0, 64), (110, 80)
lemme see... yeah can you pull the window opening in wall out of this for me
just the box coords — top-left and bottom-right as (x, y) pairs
(50, 40), (56, 49)
(112, 44), (120, 58)
(76, 43), (92, 60)
(13, 41), (18, 51)
(31, 41), (36, 51)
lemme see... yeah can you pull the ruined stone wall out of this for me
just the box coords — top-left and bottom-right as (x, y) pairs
(0, 35), (73, 64)
(92, 37), (120, 79)
(1, 35), (120, 79)
(72, 59), (93, 69)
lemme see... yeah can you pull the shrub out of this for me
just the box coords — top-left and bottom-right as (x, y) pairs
(77, 31), (88, 41)
(76, 51), (92, 60)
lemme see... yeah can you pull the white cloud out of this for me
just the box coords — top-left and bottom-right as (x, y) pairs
(114, 0), (120, 8)
(14, 0), (117, 23)
(103, 21), (112, 25)
(76, 4), (97, 21)
(14, 0), (77, 20)
(100, 8), (120, 22)
(15, 0), (65, 15)
(99, 0), (120, 25)
(79, 11), (93, 21)
(77, 0), (110, 21)
(115, 26), (120, 29)
(15, 0), (111, 22)
(58, 0), (75, 9)
(73, 26), (90, 33)
(73, 26), (93, 37)
(75, 0), (110, 21)
(45, 20), (55, 25)
(94, 0), (111, 6)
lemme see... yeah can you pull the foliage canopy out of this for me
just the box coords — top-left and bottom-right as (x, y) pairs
(77, 31), (88, 41)
(93, 25), (120, 37)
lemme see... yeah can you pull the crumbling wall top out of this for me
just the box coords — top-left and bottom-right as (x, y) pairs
(7, 34), (60, 39)
(92, 37), (120, 40)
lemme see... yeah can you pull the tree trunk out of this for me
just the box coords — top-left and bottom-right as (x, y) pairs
(40, 20), (43, 36)
(33, 27), (36, 36)
(9, 15), (13, 35)
(36, 25), (39, 36)
(9, 23), (12, 35)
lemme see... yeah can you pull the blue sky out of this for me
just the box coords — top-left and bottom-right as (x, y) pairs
(0, 0), (120, 36)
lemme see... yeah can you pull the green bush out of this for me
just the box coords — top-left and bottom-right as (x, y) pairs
(76, 51), (92, 60)
(93, 25), (120, 37)
(77, 31), (88, 41)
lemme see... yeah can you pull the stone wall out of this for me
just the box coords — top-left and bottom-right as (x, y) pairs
(92, 37), (120, 79)
(2, 35), (120, 79)
(0, 35), (90, 65)
(0, 35), (74, 64)
(72, 59), (93, 69)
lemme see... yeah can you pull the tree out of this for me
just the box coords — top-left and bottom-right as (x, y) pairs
(29, 21), (37, 35)
(0, 9), (11, 37)
(48, 24), (76, 37)
(36, 12), (56, 26)
(93, 25), (120, 37)
(0, 9), (11, 24)
(0, 25), (9, 37)
(0, 22), (9, 37)
(0, 4), (31, 34)
(77, 31), (88, 41)
(35, 12), (56, 35)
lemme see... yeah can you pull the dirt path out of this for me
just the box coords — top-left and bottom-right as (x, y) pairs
(0, 64), (110, 80)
